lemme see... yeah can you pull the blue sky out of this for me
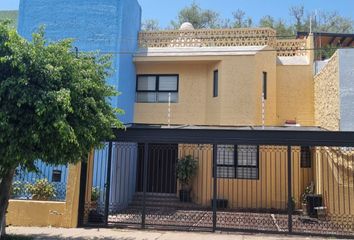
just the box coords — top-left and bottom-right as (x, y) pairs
(1, 0), (353, 28)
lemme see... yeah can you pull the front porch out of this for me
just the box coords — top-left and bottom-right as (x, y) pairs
(80, 124), (354, 238)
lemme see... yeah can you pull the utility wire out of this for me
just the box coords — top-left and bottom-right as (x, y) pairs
(76, 46), (354, 56)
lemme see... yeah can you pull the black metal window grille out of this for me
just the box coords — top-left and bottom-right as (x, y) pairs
(300, 146), (312, 168)
(136, 74), (179, 103)
(213, 70), (218, 97)
(216, 145), (235, 178)
(236, 145), (259, 179)
(52, 170), (62, 182)
(215, 145), (259, 179)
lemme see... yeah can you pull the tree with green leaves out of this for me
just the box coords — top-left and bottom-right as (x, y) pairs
(232, 9), (252, 28)
(170, 2), (221, 29)
(259, 15), (293, 36)
(141, 19), (160, 31)
(0, 22), (123, 237)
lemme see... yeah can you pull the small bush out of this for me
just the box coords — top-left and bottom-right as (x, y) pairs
(176, 155), (198, 190)
(91, 187), (100, 202)
(27, 179), (56, 201)
(11, 181), (27, 197)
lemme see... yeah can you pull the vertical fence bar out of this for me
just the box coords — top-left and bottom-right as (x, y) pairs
(212, 144), (217, 232)
(104, 141), (113, 225)
(287, 145), (293, 233)
(142, 142), (149, 229)
(77, 161), (88, 227)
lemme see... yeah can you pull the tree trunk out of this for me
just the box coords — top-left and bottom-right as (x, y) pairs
(0, 168), (15, 239)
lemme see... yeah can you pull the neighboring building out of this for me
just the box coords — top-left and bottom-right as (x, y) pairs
(7, 0), (142, 228)
(18, 0), (141, 123)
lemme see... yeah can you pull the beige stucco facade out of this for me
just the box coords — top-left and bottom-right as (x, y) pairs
(134, 49), (308, 127)
(134, 32), (314, 127)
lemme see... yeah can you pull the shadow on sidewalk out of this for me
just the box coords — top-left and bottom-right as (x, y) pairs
(6, 234), (136, 240)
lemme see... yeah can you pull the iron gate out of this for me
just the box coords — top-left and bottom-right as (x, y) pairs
(78, 127), (354, 238)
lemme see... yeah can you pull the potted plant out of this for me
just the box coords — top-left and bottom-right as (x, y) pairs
(90, 187), (100, 209)
(89, 187), (105, 223)
(27, 179), (56, 201)
(301, 183), (314, 216)
(290, 197), (296, 213)
(176, 155), (197, 202)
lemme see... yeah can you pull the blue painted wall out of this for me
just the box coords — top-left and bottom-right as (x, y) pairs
(18, 0), (141, 123)
(92, 142), (137, 213)
(13, 162), (68, 201)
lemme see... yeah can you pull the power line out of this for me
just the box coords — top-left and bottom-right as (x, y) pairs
(77, 46), (354, 56)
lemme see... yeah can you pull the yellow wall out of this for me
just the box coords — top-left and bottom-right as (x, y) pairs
(314, 52), (340, 131)
(314, 148), (354, 218)
(135, 50), (278, 126)
(180, 145), (313, 210)
(7, 164), (82, 228)
(135, 61), (214, 125)
(276, 64), (314, 126)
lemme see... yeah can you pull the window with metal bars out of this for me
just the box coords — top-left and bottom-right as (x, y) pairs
(215, 145), (259, 179)
(300, 146), (312, 168)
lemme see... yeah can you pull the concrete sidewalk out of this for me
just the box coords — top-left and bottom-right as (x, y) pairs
(7, 227), (330, 240)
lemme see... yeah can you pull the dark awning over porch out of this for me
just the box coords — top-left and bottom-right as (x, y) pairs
(113, 124), (354, 147)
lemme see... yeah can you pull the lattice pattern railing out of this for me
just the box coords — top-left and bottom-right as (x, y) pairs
(276, 39), (307, 57)
(139, 28), (277, 48)
(139, 28), (308, 57)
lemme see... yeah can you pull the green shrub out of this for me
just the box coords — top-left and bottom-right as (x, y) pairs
(91, 187), (100, 202)
(27, 179), (56, 201)
(176, 155), (198, 190)
(11, 181), (27, 197)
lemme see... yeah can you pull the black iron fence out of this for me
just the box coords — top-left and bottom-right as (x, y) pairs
(78, 127), (354, 238)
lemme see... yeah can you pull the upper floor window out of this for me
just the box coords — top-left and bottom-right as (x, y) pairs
(136, 75), (179, 103)
(262, 72), (267, 100)
(213, 70), (218, 97)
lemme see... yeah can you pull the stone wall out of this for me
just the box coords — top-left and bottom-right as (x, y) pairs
(314, 52), (340, 131)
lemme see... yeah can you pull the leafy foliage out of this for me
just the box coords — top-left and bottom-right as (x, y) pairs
(91, 187), (100, 202)
(26, 179), (56, 201)
(0, 21), (123, 236)
(176, 155), (198, 189)
(142, 19), (160, 31)
(0, 22), (123, 174)
(10, 181), (26, 197)
(301, 182), (314, 204)
(0, 11), (18, 28)
(167, 2), (353, 36)
(170, 2), (220, 29)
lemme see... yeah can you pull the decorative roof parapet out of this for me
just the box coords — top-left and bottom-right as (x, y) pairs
(276, 39), (307, 57)
(139, 28), (277, 48)
(138, 28), (308, 57)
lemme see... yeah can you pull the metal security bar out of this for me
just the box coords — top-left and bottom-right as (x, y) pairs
(79, 127), (354, 238)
